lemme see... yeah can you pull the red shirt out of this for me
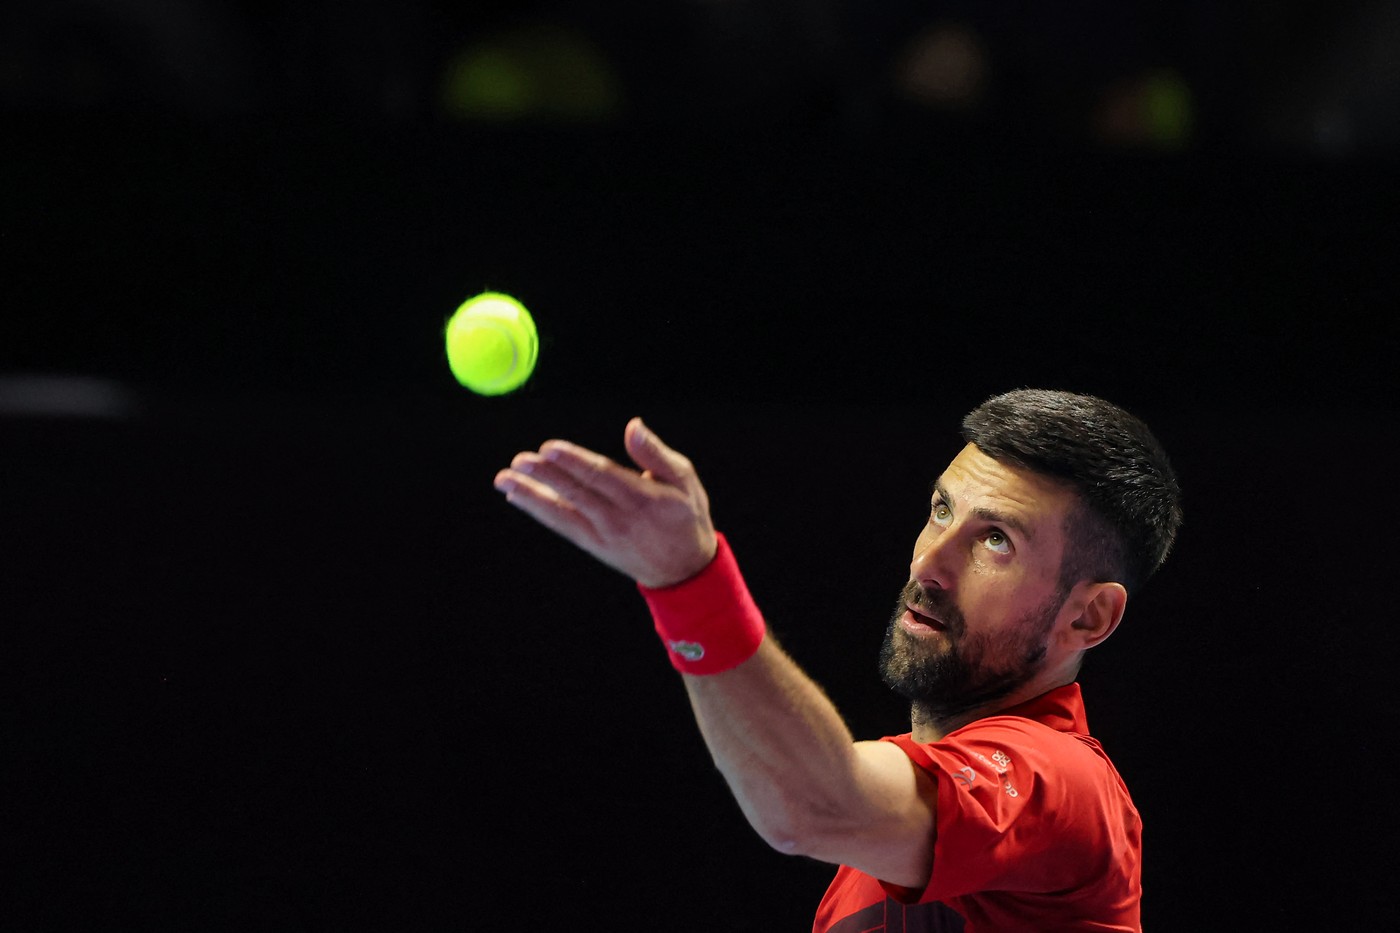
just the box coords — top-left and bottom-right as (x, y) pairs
(812, 684), (1142, 932)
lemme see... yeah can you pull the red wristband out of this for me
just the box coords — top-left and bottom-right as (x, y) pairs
(637, 532), (766, 675)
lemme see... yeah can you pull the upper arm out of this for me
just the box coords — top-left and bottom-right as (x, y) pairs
(795, 740), (939, 891)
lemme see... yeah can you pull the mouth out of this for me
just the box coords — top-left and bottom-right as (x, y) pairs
(901, 603), (949, 636)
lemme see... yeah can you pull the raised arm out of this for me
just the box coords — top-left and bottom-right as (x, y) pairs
(492, 418), (937, 888)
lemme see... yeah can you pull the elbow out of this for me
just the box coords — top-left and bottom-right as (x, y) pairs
(752, 819), (807, 856)
(746, 798), (839, 859)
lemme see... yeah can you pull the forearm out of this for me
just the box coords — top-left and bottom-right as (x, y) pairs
(641, 535), (933, 875)
(638, 535), (880, 855)
(681, 637), (866, 854)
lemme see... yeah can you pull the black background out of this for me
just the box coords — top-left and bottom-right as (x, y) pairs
(5, 6), (1400, 928)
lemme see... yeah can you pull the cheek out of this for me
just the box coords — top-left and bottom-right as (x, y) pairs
(968, 551), (998, 576)
(956, 582), (997, 626)
(958, 575), (1032, 632)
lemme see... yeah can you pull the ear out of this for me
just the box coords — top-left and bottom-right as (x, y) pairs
(1065, 581), (1128, 650)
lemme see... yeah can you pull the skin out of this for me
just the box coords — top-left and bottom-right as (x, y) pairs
(493, 418), (1128, 890)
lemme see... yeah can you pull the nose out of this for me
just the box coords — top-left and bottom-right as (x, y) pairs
(910, 529), (956, 591)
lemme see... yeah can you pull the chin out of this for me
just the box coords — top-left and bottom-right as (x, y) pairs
(878, 624), (951, 701)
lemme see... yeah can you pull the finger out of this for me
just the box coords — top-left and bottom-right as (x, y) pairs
(624, 417), (692, 487)
(536, 439), (653, 506)
(493, 468), (606, 550)
(509, 451), (628, 517)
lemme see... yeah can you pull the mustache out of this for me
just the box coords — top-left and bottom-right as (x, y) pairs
(898, 580), (965, 636)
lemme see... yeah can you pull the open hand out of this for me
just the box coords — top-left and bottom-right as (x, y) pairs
(492, 417), (718, 589)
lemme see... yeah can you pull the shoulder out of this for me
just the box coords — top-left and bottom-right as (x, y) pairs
(885, 715), (1135, 821)
(885, 718), (1141, 890)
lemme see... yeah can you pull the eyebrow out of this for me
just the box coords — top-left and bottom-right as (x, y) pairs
(933, 479), (1036, 542)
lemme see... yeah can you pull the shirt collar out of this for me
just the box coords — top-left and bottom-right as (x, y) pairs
(994, 682), (1090, 735)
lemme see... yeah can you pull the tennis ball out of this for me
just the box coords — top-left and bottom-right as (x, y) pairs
(444, 292), (539, 395)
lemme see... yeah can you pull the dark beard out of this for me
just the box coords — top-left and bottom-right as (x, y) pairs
(879, 580), (1063, 727)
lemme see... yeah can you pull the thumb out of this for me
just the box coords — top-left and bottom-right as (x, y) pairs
(625, 417), (691, 486)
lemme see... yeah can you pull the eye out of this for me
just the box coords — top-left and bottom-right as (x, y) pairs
(984, 530), (1011, 555)
(931, 500), (953, 526)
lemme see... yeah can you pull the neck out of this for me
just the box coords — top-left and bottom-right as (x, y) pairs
(908, 670), (1077, 743)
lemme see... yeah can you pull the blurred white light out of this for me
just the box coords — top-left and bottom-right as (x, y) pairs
(0, 375), (140, 419)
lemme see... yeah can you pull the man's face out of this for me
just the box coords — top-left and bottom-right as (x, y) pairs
(880, 443), (1080, 722)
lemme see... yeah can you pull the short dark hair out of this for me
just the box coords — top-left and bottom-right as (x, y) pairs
(960, 389), (1182, 594)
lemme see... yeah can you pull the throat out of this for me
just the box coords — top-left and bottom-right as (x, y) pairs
(909, 702), (967, 743)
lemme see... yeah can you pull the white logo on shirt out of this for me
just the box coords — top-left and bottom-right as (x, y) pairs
(955, 750), (1019, 795)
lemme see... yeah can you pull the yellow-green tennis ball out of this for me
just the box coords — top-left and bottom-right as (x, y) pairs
(444, 292), (538, 395)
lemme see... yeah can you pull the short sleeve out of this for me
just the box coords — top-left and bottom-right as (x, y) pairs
(884, 719), (1136, 903)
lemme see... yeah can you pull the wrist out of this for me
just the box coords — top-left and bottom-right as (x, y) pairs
(637, 532), (766, 675)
